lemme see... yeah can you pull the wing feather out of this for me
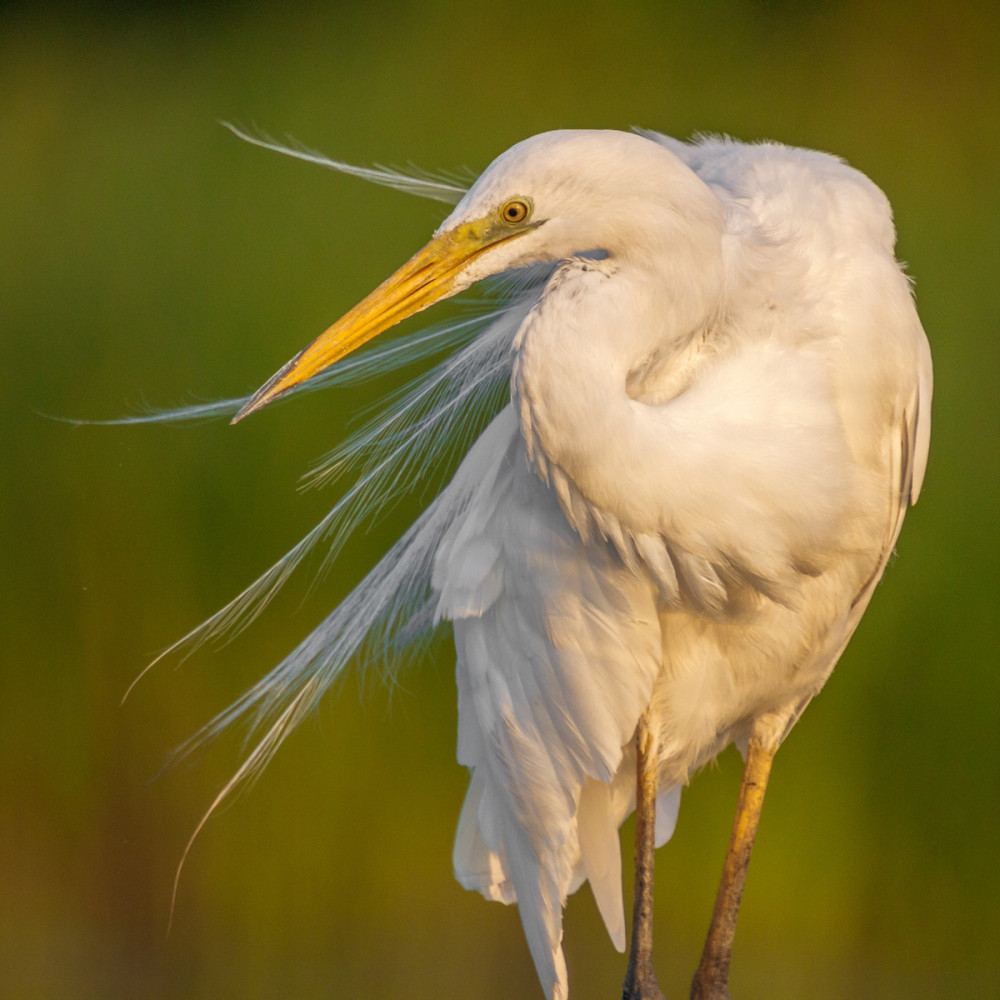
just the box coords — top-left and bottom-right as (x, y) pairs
(435, 408), (662, 999)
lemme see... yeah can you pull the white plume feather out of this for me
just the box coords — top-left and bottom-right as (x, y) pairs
(221, 122), (470, 204)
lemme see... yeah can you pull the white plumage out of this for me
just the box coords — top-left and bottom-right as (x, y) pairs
(172, 128), (931, 1000)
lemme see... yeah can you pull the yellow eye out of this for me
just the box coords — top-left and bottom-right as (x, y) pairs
(500, 199), (531, 225)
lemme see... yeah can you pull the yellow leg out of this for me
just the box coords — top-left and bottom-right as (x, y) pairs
(622, 709), (666, 1000)
(690, 720), (780, 1000)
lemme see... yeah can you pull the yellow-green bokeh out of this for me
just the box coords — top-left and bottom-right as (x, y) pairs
(2, 1), (998, 997)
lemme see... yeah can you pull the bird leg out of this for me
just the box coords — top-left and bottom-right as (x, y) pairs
(690, 717), (781, 1000)
(622, 708), (666, 1000)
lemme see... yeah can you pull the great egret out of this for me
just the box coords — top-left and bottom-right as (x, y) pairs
(178, 127), (932, 1000)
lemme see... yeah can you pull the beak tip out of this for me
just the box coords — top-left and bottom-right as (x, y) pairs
(230, 387), (271, 425)
(229, 399), (255, 425)
(231, 359), (299, 425)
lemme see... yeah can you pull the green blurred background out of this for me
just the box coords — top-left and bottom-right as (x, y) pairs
(3, 1), (998, 997)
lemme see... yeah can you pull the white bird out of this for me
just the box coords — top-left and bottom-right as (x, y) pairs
(180, 127), (932, 1000)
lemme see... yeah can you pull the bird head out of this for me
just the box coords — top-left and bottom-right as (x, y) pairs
(231, 129), (721, 423)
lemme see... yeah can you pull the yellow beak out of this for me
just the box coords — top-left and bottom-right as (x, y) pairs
(232, 218), (523, 423)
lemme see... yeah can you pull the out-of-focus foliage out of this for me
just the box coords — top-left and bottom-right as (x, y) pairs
(2, 1), (997, 997)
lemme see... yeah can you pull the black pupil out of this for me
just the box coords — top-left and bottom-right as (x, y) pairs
(507, 203), (522, 220)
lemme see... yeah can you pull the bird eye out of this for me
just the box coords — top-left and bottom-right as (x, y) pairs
(500, 199), (531, 225)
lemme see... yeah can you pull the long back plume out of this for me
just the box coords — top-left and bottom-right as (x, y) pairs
(111, 131), (564, 898)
